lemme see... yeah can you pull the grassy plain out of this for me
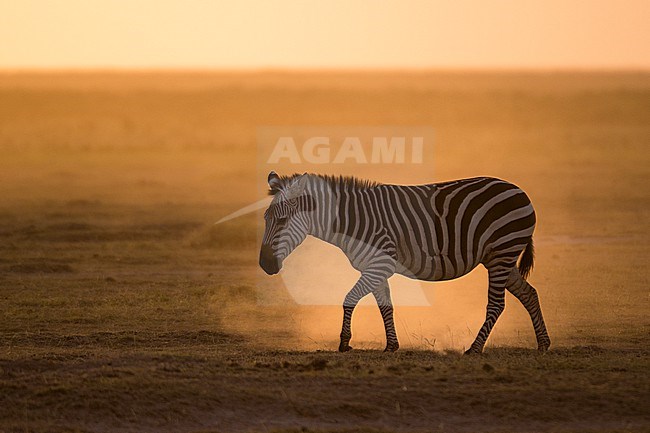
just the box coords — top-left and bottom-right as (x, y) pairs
(0, 71), (648, 432)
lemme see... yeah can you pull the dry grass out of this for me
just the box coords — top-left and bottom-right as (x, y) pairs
(0, 71), (648, 432)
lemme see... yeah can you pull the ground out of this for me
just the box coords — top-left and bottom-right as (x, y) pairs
(0, 72), (648, 432)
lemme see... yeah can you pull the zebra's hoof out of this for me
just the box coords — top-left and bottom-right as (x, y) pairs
(537, 336), (551, 353)
(464, 348), (481, 356)
(384, 341), (399, 352)
(537, 343), (550, 353)
(338, 343), (352, 352)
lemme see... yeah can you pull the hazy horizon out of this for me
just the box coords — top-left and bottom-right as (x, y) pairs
(2, 67), (649, 73)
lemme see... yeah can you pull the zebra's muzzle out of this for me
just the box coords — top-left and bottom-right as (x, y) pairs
(259, 244), (281, 275)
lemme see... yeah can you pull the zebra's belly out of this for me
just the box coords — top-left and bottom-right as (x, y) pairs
(395, 254), (481, 282)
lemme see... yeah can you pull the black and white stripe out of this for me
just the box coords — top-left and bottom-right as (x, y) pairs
(259, 172), (550, 354)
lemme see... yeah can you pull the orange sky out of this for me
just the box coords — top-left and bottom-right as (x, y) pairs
(1, 0), (649, 70)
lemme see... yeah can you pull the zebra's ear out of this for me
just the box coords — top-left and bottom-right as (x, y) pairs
(268, 171), (282, 194)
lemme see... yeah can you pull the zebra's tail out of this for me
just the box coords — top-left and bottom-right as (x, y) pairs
(518, 236), (535, 281)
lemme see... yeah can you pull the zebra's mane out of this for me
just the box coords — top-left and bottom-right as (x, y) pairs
(317, 174), (381, 191)
(269, 173), (381, 196)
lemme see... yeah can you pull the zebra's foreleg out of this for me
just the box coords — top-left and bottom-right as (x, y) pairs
(465, 264), (512, 354)
(339, 272), (387, 352)
(371, 282), (399, 352)
(506, 268), (551, 352)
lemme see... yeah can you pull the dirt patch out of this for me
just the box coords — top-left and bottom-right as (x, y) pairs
(8, 261), (74, 274)
(0, 330), (243, 349)
(0, 348), (647, 433)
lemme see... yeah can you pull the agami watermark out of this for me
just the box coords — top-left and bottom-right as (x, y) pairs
(267, 135), (424, 164)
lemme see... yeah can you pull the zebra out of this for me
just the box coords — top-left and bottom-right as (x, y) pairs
(259, 171), (550, 354)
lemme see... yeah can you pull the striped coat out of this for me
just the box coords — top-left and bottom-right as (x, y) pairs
(260, 172), (550, 354)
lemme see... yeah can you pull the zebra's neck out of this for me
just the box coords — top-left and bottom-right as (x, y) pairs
(305, 175), (377, 253)
(305, 176), (339, 245)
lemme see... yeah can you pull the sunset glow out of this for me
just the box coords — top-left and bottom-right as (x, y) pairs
(1, 0), (649, 70)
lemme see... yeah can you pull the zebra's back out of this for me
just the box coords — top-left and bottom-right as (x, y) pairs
(379, 177), (536, 281)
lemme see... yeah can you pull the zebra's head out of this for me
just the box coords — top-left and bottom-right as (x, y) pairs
(260, 171), (314, 275)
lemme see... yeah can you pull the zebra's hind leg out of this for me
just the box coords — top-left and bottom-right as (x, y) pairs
(372, 282), (399, 352)
(506, 268), (551, 352)
(465, 263), (512, 355)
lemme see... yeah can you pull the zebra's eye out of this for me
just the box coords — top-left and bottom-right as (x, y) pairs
(277, 217), (288, 225)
